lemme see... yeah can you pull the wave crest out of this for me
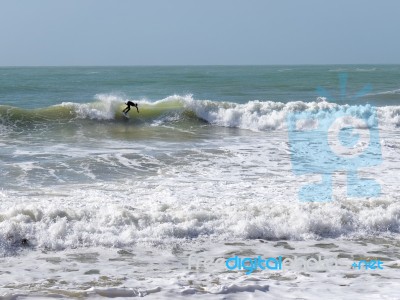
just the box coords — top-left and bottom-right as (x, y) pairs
(1, 94), (400, 131)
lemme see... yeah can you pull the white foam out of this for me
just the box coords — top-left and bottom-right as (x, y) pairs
(1, 173), (399, 253)
(184, 96), (398, 131)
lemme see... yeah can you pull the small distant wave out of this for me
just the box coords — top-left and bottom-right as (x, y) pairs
(329, 67), (377, 73)
(328, 68), (348, 72)
(366, 88), (400, 96)
(363, 88), (400, 103)
(355, 67), (377, 72)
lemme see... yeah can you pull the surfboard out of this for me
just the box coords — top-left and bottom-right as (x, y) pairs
(123, 112), (129, 119)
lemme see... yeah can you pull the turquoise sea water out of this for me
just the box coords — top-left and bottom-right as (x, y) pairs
(1, 65), (400, 108)
(0, 66), (397, 188)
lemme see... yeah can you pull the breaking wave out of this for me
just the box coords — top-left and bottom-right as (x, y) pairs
(1, 94), (400, 131)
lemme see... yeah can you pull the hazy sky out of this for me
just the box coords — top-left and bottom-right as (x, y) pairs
(0, 0), (399, 66)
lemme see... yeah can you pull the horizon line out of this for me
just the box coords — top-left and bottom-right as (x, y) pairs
(1, 63), (400, 68)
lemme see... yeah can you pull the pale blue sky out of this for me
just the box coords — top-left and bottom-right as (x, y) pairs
(0, 0), (399, 66)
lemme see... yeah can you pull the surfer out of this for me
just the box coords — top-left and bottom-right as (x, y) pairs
(122, 101), (139, 115)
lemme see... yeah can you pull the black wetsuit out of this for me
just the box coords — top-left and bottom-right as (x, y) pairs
(123, 101), (139, 114)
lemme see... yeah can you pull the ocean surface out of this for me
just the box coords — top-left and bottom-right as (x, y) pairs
(0, 65), (400, 299)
